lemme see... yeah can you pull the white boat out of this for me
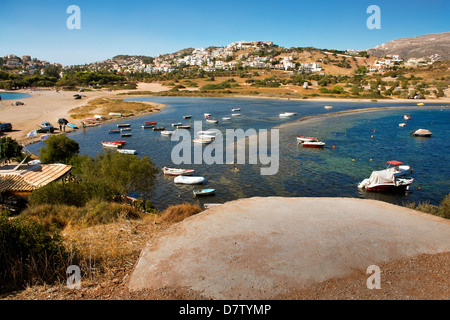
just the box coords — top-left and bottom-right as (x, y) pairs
(120, 128), (132, 131)
(399, 123), (407, 127)
(297, 136), (318, 142)
(102, 141), (121, 148)
(385, 160), (411, 177)
(324, 106), (333, 109)
(204, 113), (212, 118)
(174, 175), (206, 184)
(301, 141), (325, 148)
(279, 112), (296, 117)
(231, 113), (241, 116)
(404, 114), (411, 120)
(198, 130), (216, 136)
(172, 123), (182, 127)
(193, 189), (215, 197)
(231, 108), (241, 112)
(206, 119), (218, 123)
(163, 167), (194, 176)
(411, 128), (432, 137)
(177, 125), (191, 129)
(358, 170), (414, 192)
(193, 138), (214, 144)
(117, 149), (137, 155)
(161, 130), (174, 135)
(222, 117), (231, 120)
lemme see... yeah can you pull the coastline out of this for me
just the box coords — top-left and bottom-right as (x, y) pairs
(2, 83), (449, 147)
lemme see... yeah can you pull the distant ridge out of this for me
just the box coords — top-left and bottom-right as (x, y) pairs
(367, 32), (450, 60)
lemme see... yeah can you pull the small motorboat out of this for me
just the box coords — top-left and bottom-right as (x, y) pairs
(145, 122), (157, 126)
(108, 130), (120, 134)
(222, 117), (231, 120)
(177, 125), (191, 129)
(183, 115), (192, 119)
(121, 133), (132, 137)
(231, 113), (241, 117)
(117, 124), (131, 128)
(193, 138), (214, 144)
(411, 128), (432, 137)
(120, 128), (132, 131)
(198, 130), (216, 136)
(301, 141), (325, 148)
(399, 123), (406, 127)
(153, 126), (166, 131)
(174, 175), (206, 184)
(385, 160), (412, 177)
(279, 112), (296, 117)
(112, 140), (126, 145)
(142, 125), (154, 129)
(163, 167), (195, 176)
(358, 170), (414, 192)
(172, 122), (182, 127)
(193, 189), (215, 197)
(206, 119), (219, 123)
(102, 141), (121, 148)
(297, 136), (318, 142)
(161, 130), (174, 135)
(231, 108), (241, 112)
(404, 114), (411, 120)
(117, 149), (137, 155)
(417, 103), (424, 106)
(204, 113), (212, 118)
(324, 106), (333, 109)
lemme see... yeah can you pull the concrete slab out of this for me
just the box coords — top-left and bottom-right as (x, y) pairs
(128, 197), (450, 299)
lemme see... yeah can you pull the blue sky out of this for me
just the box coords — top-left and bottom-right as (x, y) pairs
(1, 0), (449, 66)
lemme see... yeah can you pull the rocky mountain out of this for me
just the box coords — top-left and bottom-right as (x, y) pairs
(367, 31), (450, 61)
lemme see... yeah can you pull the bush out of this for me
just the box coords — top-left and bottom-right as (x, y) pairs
(0, 214), (72, 293)
(39, 135), (80, 164)
(159, 203), (202, 223)
(406, 193), (450, 219)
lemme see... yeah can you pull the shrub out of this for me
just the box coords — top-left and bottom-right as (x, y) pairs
(28, 181), (88, 207)
(0, 214), (72, 293)
(159, 203), (202, 223)
(39, 135), (80, 164)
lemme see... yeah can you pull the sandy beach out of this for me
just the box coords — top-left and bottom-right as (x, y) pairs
(1, 82), (449, 146)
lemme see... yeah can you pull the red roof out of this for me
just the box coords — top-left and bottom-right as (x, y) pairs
(386, 160), (403, 166)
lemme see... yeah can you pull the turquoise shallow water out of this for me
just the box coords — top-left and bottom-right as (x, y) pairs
(26, 97), (450, 209)
(0, 92), (31, 100)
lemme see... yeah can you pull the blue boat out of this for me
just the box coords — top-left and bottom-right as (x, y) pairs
(108, 130), (120, 134)
(193, 188), (215, 197)
(67, 123), (78, 129)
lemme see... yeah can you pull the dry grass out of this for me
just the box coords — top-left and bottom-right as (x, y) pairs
(158, 202), (202, 223)
(69, 98), (157, 119)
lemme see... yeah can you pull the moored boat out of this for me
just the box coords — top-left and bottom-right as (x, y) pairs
(112, 140), (126, 145)
(297, 136), (318, 142)
(358, 170), (414, 192)
(108, 130), (120, 134)
(301, 141), (325, 148)
(198, 130), (216, 136)
(183, 115), (192, 119)
(193, 137), (214, 144)
(145, 122), (157, 125)
(231, 113), (241, 116)
(399, 123), (406, 127)
(120, 128), (132, 131)
(404, 114), (411, 120)
(222, 117), (231, 120)
(161, 130), (174, 135)
(206, 119), (218, 123)
(279, 112), (296, 117)
(163, 167), (195, 176)
(231, 108), (241, 112)
(324, 106), (333, 109)
(121, 133), (132, 137)
(117, 124), (131, 128)
(172, 123), (182, 127)
(411, 128), (432, 137)
(102, 141), (121, 148)
(142, 125), (154, 129)
(174, 175), (206, 184)
(153, 126), (166, 131)
(204, 113), (212, 118)
(177, 125), (191, 129)
(117, 149), (137, 154)
(193, 188), (215, 197)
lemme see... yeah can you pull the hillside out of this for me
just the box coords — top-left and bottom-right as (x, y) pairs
(367, 32), (450, 60)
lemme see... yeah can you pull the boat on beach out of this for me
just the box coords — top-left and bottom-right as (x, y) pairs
(174, 175), (206, 184)
(163, 167), (195, 176)
(67, 123), (78, 129)
(193, 188), (215, 197)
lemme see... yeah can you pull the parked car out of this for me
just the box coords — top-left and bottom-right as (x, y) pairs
(39, 121), (54, 133)
(0, 122), (12, 132)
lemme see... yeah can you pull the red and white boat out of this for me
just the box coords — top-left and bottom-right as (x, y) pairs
(112, 140), (126, 145)
(301, 141), (325, 148)
(297, 136), (318, 142)
(358, 170), (414, 192)
(163, 167), (195, 176)
(102, 141), (122, 148)
(404, 114), (411, 120)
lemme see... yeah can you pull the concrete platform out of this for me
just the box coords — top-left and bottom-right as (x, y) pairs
(128, 197), (450, 299)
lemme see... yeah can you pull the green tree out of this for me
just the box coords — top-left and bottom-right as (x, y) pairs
(39, 135), (80, 164)
(0, 137), (23, 160)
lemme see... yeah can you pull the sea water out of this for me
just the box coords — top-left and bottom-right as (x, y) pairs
(26, 97), (450, 209)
